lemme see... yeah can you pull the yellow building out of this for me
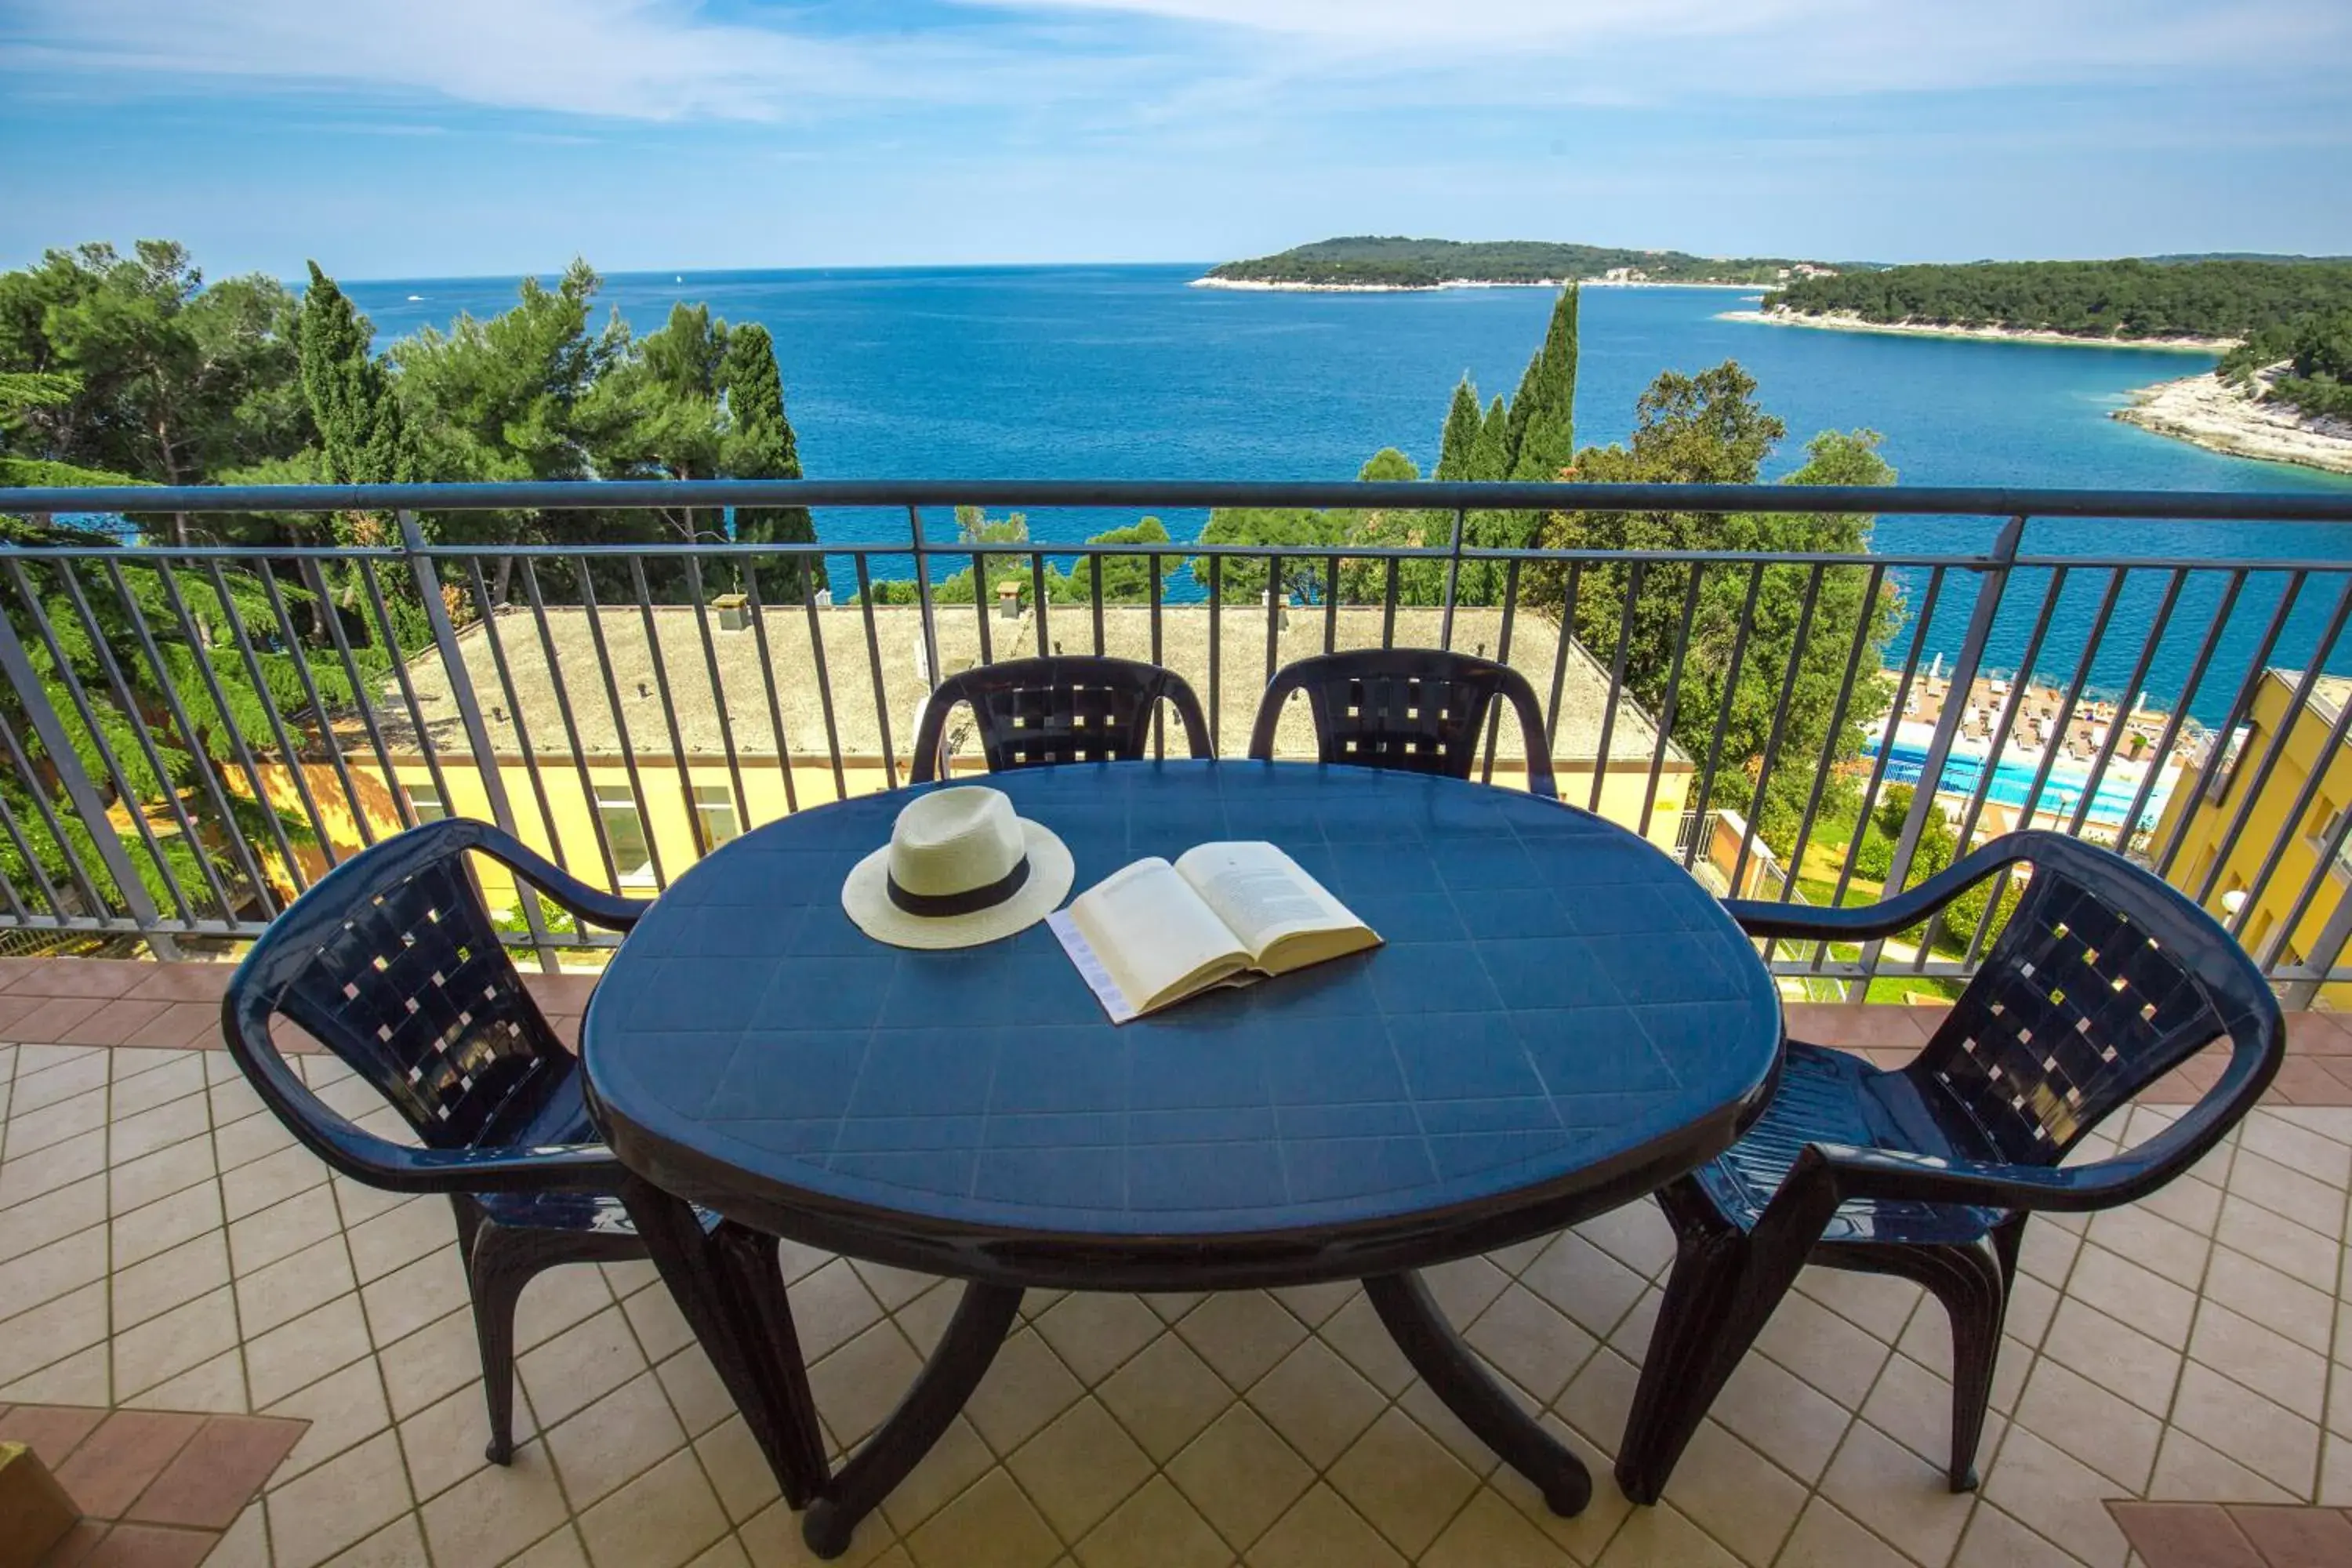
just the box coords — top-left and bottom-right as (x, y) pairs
(2151, 667), (2352, 1002)
(254, 602), (1697, 935)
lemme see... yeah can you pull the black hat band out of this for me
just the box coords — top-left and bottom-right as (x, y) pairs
(886, 854), (1033, 917)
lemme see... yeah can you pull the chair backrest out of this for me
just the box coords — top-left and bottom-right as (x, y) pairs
(1905, 832), (2282, 1167)
(909, 655), (1212, 782)
(1247, 648), (1558, 798)
(222, 819), (579, 1162)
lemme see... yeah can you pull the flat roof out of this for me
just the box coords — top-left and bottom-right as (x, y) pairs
(365, 601), (1688, 770)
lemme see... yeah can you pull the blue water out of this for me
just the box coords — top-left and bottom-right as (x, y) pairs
(341, 264), (2352, 720)
(1864, 739), (2168, 831)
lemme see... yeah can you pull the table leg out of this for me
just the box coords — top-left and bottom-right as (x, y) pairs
(1364, 1270), (1592, 1516)
(619, 1178), (829, 1508)
(801, 1282), (1025, 1561)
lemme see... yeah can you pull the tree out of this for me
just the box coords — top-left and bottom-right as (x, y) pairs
(1434, 376), (1481, 481)
(1534, 362), (1900, 845)
(1506, 285), (1578, 481)
(0, 241), (311, 540)
(721, 324), (824, 604)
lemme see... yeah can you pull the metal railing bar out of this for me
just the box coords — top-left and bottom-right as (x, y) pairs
(1636, 563), (1701, 843)
(153, 554), (312, 899)
(972, 547), (993, 668)
(1089, 555), (1105, 657)
(800, 569), (848, 800)
(735, 566), (801, 817)
(253, 561), (371, 862)
(468, 564), (568, 872)
(50, 557), (234, 920)
(0, 705), (77, 920)
(1960, 565), (2129, 965)
(1322, 557), (1340, 655)
(1263, 557), (1281, 699)
(197, 557), (341, 880)
(0, 576), (172, 944)
(2199, 576), (2352, 912)
(0, 782), (47, 922)
(2159, 571), (2307, 880)
(1910, 561), (2068, 971)
(3, 559), (196, 924)
(908, 506), (941, 691)
(683, 557), (754, 847)
(1480, 559), (1523, 786)
(2265, 761), (2352, 992)
(519, 559), (625, 892)
(851, 555), (898, 786)
(16, 477), (2351, 521)
(1149, 555), (1166, 760)
(1440, 508), (1466, 649)
(572, 561), (670, 894)
(2229, 601), (2352, 953)
(304, 562), (412, 843)
(1683, 563), (1766, 874)
(1729, 563), (1825, 899)
(1208, 554), (1224, 754)
(1816, 566), (1946, 977)
(1588, 561), (1643, 816)
(1380, 558), (1399, 650)
(1541, 561), (1582, 754)
(627, 557), (707, 864)
(2064, 568), (2186, 840)
(1770, 562), (1889, 967)
(2117, 568), (2245, 863)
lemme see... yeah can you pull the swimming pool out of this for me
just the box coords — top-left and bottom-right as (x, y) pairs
(1864, 739), (2172, 830)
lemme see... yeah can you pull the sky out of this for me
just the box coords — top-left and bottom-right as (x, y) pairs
(2, 0), (2349, 279)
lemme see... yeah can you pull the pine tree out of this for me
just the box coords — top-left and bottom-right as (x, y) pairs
(1507, 285), (1579, 481)
(722, 324), (824, 603)
(298, 263), (409, 490)
(1435, 375), (1481, 481)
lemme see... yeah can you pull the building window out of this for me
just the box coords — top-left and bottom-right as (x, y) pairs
(405, 784), (447, 824)
(694, 785), (741, 848)
(595, 784), (654, 885)
(2314, 803), (2352, 880)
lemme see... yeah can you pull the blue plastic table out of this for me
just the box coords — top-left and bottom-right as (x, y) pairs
(583, 761), (1781, 1555)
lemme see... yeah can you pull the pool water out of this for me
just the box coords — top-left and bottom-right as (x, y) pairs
(1864, 739), (2172, 830)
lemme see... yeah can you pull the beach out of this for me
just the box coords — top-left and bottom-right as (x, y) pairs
(1719, 306), (2235, 352)
(2114, 368), (2352, 476)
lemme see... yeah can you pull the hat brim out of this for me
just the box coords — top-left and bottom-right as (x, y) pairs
(841, 818), (1075, 950)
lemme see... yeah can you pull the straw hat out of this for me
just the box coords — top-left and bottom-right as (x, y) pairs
(841, 786), (1074, 950)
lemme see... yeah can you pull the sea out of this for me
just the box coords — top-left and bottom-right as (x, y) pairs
(343, 264), (2352, 723)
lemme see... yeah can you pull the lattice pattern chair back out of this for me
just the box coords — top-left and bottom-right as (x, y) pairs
(909, 655), (1211, 782)
(1913, 851), (2229, 1166)
(1250, 648), (1557, 797)
(225, 822), (586, 1160)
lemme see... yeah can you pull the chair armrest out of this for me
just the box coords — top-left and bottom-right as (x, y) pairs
(464, 824), (653, 931)
(270, 1094), (629, 1195)
(1722, 835), (2034, 942)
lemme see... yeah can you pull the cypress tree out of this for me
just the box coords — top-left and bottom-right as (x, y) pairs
(1507, 285), (1579, 481)
(1434, 375), (1481, 481)
(722, 324), (825, 602)
(1469, 395), (1509, 482)
(298, 261), (410, 487)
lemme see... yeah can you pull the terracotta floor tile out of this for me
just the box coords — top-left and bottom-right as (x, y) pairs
(2107, 1501), (2265, 1568)
(57, 1000), (174, 1049)
(2227, 1504), (2352, 1567)
(124, 965), (232, 1005)
(75, 1523), (220, 1568)
(33, 1519), (110, 1568)
(0, 1402), (109, 1464)
(8, 962), (145, 1000)
(51, 1410), (208, 1519)
(125, 1414), (307, 1530)
(117, 1005), (221, 1053)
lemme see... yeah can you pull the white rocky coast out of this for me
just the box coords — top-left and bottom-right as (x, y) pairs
(2114, 368), (2352, 476)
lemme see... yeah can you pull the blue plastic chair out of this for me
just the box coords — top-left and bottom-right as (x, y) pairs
(909, 655), (1212, 782)
(1616, 831), (2282, 1502)
(220, 818), (790, 1471)
(1249, 648), (1559, 799)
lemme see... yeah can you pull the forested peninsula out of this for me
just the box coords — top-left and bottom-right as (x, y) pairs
(1200, 237), (1842, 290)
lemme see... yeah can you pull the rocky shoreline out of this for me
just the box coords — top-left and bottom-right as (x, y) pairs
(1719, 306), (2234, 352)
(2114, 368), (2352, 476)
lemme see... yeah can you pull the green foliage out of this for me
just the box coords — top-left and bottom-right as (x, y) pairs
(1505, 286), (1578, 482)
(1766, 257), (2352, 342)
(1196, 449), (1443, 604)
(1207, 237), (1833, 289)
(722, 324), (823, 604)
(863, 515), (1179, 607)
(1434, 377), (1480, 481)
(1531, 364), (1900, 844)
(1872, 783), (1915, 843)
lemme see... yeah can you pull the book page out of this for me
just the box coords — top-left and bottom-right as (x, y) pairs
(1172, 841), (1375, 971)
(1063, 856), (1252, 1016)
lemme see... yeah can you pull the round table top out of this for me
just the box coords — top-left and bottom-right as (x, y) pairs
(582, 761), (1781, 1289)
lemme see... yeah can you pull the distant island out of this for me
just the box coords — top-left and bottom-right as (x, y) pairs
(1197, 236), (1853, 291)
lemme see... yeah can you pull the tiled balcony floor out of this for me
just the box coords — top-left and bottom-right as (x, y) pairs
(2, 967), (2350, 1567)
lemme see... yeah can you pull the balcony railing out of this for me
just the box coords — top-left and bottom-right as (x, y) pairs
(5, 478), (2352, 1003)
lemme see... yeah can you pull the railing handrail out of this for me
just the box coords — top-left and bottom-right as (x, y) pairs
(4, 478), (2352, 523)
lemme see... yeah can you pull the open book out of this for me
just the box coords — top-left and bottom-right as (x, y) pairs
(1047, 841), (1382, 1023)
